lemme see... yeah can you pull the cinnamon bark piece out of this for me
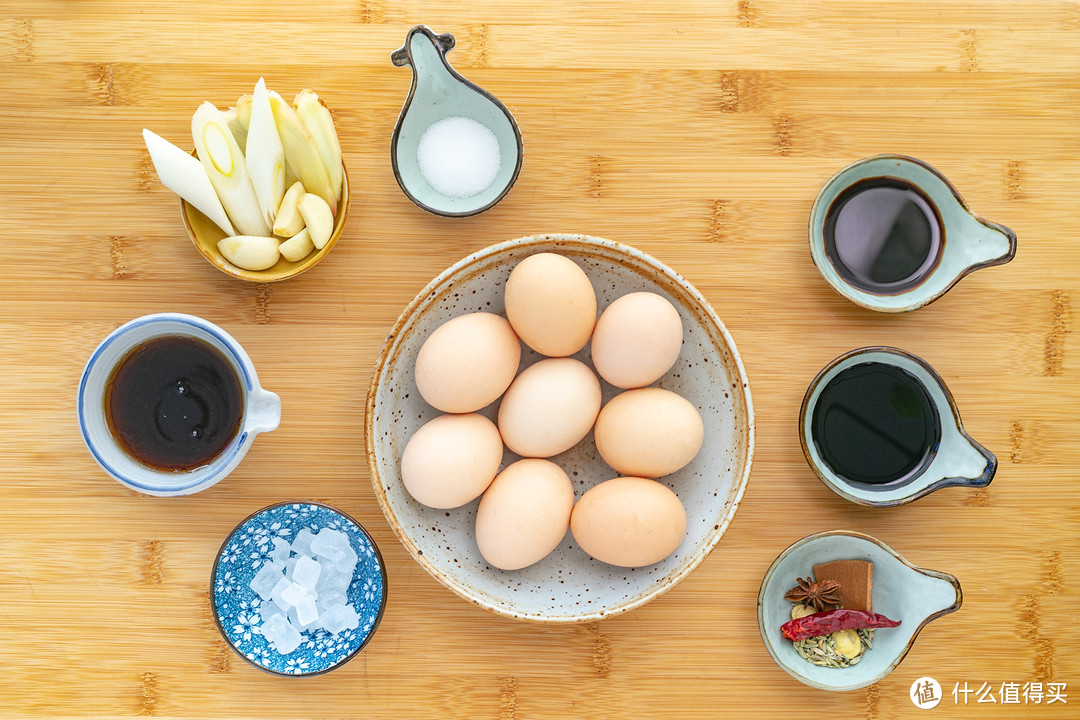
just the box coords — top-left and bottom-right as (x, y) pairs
(813, 560), (873, 612)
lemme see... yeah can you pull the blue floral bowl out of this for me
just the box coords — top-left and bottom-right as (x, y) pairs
(211, 502), (387, 676)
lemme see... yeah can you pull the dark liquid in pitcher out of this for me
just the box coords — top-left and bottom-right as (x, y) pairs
(824, 177), (943, 294)
(811, 362), (940, 488)
(105, 336), (243, 471)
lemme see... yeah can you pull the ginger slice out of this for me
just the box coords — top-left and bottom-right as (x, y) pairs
(813, 559), (873, 612)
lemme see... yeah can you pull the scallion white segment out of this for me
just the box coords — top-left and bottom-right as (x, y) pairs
(142, 128), (236, 236)
(246, 78), (286, 228)
(295, 89), (343, 209)
(191, 102), (270, 237)
(269, 91), (336, 212)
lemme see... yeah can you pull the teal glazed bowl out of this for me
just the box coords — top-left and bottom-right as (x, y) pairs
(758, 531), (962, 692)
(809, 154), (1016, 312)
(799, 346), (996, 507)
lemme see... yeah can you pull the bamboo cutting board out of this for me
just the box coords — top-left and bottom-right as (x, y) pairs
(1, 1), (1078, 718)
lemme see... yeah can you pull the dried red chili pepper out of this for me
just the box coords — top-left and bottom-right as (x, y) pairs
(780, 608), (901, 641)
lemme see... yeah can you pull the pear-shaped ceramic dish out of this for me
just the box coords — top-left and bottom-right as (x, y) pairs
(800, 346), (996, 507)
(809, 154), (1016, 312)
(181, 155), (349, 283)
(366, 234), (753, 622)
(390, 25), (523, 217)
(758, 531), (962, 692)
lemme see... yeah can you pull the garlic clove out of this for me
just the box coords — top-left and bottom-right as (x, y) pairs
(790, 603), (816, 620)
(272, 181), (306, 237)
(279, 228), (315, 262)
(217, 235), (281, 271)
(297, 193), (334, 249)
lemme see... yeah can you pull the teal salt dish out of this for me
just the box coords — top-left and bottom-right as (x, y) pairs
(809, 154), (1016, 313)
(758, 531), (962, 692)
(211, 502), (387, 677)
(800, 346), (996, 507)
(390, 25), (523, 217)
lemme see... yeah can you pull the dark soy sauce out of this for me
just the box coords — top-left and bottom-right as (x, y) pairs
(824, 177), (943, 295)
(105, 336), (243, 471)
(811, 362), (940, 488)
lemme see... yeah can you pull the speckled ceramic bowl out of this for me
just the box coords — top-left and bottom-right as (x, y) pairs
(211, 502), (387, 677)
(758, 531), (962, 692)
(366, 234), (754, 623)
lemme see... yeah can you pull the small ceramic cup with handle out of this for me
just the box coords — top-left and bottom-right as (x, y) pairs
(799, 346), (995, 507)
(77, 313), (281, 497)
(809, 154), (1016, 312)
(758, 530), (962, 692)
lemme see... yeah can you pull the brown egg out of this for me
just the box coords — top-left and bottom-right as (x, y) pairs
(590, 292), (683, 389)
(497, 358), (602, 458)
(475, 458), (575, 570)
(570, 477), (686, 567)
(400, 413), (503, 509)
(505, 253), (597, 357)
(414, 312), (521, 413)
(594, 388), (704, 478)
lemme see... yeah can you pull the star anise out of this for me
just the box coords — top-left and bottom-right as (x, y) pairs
(784, 576), (843, 612)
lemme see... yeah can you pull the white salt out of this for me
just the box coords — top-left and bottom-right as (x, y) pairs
(292, 555), (322, 590)
(416, 116), (501, 199)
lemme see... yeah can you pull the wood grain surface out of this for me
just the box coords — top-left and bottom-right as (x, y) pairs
(1, 1), (1078, 717)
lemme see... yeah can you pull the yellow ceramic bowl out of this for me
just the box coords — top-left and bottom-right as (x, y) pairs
(181, 161), (349, 283)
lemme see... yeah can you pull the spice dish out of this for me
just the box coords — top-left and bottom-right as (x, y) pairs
(758, 531), (961, 691)
(366, 234), (754, 623)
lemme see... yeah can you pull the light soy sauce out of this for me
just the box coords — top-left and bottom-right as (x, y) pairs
(824, 177), (943, 295)
(105, 336), (243, 471)
(810, 361), (940, 488)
